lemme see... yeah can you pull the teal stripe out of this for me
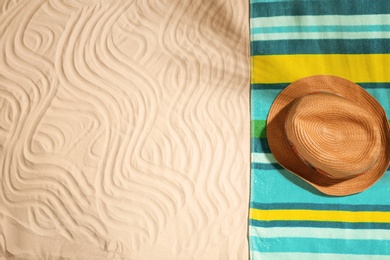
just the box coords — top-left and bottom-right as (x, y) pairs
(251, 31), (390, 41)
(251, 0), (309, 2)
(250, 0), (390, 18)
(251, 0), (340, 2)
(250, 236), (390, 254)
(251, 25), (390, 34)
(252, 137), (270, 154)
(250, 39), (390, 55)
(252, 162), (282, 170)
(251, 83), (288, 90)
(251, 168), (390, 204)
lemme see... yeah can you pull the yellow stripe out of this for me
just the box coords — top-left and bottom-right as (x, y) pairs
(250, 209), (390, 223)
(251, 54), (390, 84)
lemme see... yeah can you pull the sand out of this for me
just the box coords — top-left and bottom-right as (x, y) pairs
(0, 0), (249, 259)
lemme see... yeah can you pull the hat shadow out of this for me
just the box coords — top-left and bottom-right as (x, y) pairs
(260, 124), (332, 198)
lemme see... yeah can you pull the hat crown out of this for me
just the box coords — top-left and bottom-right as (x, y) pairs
(267, 75), (390, 196)
(285, 92), (381, 179)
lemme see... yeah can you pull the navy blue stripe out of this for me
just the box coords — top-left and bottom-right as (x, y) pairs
(250, 0), (390, 18)
(251, 202), (390, 212)
(252, 83), (390, 90)
(252, 137), (270, 153)
(250, 219), (390, 229)
(251, 39), (390, 56)
(252, 162), (283, 170)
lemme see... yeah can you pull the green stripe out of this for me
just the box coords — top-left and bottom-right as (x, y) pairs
(251, 39), (390, 55)
(250, 0), (390, 18)
(251, 120), (266, 138)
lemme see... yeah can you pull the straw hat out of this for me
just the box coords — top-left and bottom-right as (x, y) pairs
(267, 75), (390, 196)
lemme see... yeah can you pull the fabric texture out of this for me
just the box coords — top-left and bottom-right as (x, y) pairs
(250, 0), (390, 259)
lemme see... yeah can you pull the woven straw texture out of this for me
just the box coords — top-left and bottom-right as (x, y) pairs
(267, 76), (389, 196)
(250, 0), (390, 258)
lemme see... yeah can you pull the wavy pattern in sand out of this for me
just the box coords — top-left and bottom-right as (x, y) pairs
(0, 0), (249, 259)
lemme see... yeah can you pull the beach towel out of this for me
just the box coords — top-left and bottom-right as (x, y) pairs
(249, 0), (390, 259)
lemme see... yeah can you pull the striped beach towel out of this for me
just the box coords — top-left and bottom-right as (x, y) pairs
(250, 0), (390, 259)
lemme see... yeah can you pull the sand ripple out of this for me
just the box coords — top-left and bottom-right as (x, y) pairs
(0, 0), (249, 259)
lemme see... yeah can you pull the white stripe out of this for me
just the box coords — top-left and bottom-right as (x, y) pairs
(252, 153), (277, 163)
(251, 14), (390, 28)
(251, 31), (390, 41)
(250, 226), (390, 240)
(251, 251), (390, 260)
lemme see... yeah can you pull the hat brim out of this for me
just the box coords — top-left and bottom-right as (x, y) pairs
(266, 75), (390, 196)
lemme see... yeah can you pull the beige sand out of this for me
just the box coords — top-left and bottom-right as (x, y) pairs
(0, 0), (249, 259)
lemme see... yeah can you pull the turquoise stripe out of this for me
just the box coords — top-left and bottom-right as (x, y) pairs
(250, 168), (390, 204)
(250, 0), (390, 18)
(368, 88), (390, 113)
(250, 236), (390, 254)
(251, 251), (390, 260)
(251, 89), (280, 120)
(250, 39), (390, 55)
(251, 25), (390, 34)
(251, 88), (390, 120)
